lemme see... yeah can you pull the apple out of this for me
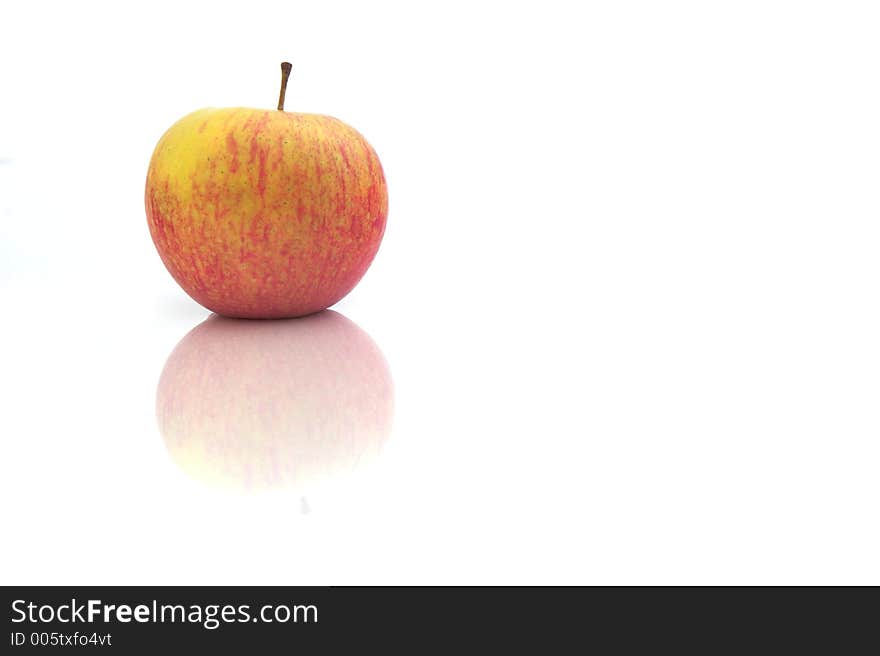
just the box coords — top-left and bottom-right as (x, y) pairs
(156, 310), (394, 492)
(145, 63), (388, 318)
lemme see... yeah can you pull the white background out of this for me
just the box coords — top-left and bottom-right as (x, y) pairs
(2, 1), (879, 584)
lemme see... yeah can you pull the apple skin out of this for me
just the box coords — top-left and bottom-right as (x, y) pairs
(156, 310), (394, 491)
(145, 108), (388, 318)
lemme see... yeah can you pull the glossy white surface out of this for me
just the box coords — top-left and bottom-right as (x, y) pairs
(2, 1), (880, 584)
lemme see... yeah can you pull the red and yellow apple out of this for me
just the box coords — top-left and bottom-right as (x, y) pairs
(156, 310), (394, 491)
(145, 63), (388, 318)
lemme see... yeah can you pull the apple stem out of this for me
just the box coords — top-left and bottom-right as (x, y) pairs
(277, 62), (293, 111)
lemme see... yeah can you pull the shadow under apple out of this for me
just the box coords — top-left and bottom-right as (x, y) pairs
(156, 310), (394, 492)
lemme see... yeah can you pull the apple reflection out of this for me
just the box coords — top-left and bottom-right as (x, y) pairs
(156, 311), (393, 492)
